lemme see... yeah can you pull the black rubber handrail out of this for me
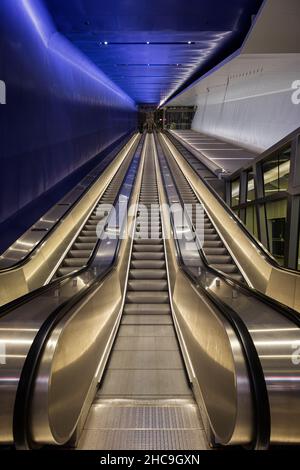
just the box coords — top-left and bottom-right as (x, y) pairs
(156, 132), (271, 449)
(165, 130), (300, 275)
(0, 135), (142, 320)
(0, 132), (135, 273)
(12, 135), (146, 450)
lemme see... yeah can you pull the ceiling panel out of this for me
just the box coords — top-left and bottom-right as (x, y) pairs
(44, 0), (263, 104)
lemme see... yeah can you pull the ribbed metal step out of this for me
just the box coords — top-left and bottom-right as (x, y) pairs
(124, 304), (171, 315)
(78, 399), (207, 450)
(127, 280), (168, 291)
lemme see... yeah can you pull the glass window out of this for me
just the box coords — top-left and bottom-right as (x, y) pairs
(246, 205), (258, 239)
(265, 199), (287, 266)
(247, 172), (255, 202)
(231, 178), (240, 207)
(263, 147), (291, 196)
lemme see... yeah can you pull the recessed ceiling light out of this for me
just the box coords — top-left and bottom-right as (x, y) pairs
(104, 41), (108, 45)
(188, 41), (192, 44)
(146, 41), (150, 44)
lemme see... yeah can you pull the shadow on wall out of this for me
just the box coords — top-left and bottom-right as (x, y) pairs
(0, 0), (137, 240)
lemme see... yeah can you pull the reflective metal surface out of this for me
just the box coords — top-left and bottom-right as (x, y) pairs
(161, 133), (300, 312)
(154, 138), (254, 445)
(1, 132), (300, 449)
(77, 134), (207, 450)
(0, 135), (143, 444)
(157, 132), (300, 445)
(0, 135), (139, 306)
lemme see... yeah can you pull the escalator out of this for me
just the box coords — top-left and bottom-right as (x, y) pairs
(0, 133), (140, 306)
(161, 131), (300, 311)
(77, 133), (206, 450)
(158, 138), (244, 282)
(1, 135), (300, 450)
(53, 146), (137, 278)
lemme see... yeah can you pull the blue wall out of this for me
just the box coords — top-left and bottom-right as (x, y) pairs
(0, 0), (136, 248)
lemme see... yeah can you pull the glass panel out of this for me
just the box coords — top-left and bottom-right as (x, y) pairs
(246, 206), (258, 238)
(263, 146), (291, 196)
(231, 178), (240, 207)
(247, 173), (255, 202)
(265, 199), (287, 266)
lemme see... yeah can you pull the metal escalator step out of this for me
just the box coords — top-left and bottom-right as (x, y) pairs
(85, 220), (100, 226)
(131, 260), (166, 269)
(196, 222), (213, 229)
(82, 226), (98, 233)
(127, 280), (168, 291)
(69, 250), (92, 258)
(211, 263), (238, 274)
(206, 255), (232, 264)
(63, 258), (88, 267)
(126, 291), (169, 304)
(203, 240), (223, 248)
(124, 304), (171, 315)
(73, 243), (96, 250)
(134, 239), (163, 245)
(121, 315), (172, 325)
(78, 236), (97, 243)
(136, 223), (161, 230)
(203, 234), (219, 241)
(135, 232), (162, 239)
(203, 247), (227, 255)
(99, 369), (191, 397)
(133, 245), (163, 253)
(132, 252), (165, 261)
(129, 269), (167, 280)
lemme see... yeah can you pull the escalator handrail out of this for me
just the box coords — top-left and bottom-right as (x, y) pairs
(0, 135), (142, 320)
(157, 132), (300, 328)
(156, 133), (271, 449)
(12, 135), (146, 450)
(51, 134), (143, 281)
(0, 133), (135, 273)
(165, 130), (300, 276)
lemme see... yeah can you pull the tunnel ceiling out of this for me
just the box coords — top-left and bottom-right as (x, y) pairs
(44, 0), (263, 105)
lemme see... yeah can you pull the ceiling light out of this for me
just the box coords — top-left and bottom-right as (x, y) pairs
(146, 41), (150, 44)
(188, 41), (192, 44)
(104, 41), (108, 45)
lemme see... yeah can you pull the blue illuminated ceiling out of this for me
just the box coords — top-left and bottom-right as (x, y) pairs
(44, 0), (263, 104)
